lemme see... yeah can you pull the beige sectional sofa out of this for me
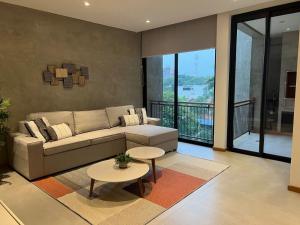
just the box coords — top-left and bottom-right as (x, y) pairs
(9, 105), (178, 180)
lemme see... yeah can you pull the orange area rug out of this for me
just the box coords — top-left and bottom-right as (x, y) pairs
(124, 168), (206, 208)
(32, 152), (229, 225)
(33, 177), (73, 199)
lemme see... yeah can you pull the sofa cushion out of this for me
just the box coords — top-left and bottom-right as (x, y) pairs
(77, 129), (125, 145)
(73, 109), (110, 134)
(124, 125), (178, 146)
(105, 105), (134, 127)
(43, 136), (90, 156)
(27, 111), (75, 135)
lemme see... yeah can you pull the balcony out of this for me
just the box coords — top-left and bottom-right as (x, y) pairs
(150, 99), (254, 145)
(150, 100), (214, 144)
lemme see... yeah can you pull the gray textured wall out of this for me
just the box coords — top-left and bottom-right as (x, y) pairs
(0, 2), (142, 130)
(0, 2), (142, 165)
(146, 56), (163, 112)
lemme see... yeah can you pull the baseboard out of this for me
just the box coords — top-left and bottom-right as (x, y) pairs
(288, 185), (300, 193)
(212, 147), (227, 152)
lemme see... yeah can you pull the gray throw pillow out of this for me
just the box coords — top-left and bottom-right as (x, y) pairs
(34, 118), (51, 142)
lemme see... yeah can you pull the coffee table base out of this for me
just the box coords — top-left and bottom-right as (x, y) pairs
(89, 178), (145, 198)
(89, 178), (95, 197)
(151, 159), (157, 183)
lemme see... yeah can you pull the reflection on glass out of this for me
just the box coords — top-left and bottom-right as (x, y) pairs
(263, 12), (300, 158)
(233, 18), (266, 152)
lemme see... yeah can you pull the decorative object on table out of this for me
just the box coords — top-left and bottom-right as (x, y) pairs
(115, 153), (132, 169)
(0, 98), (10, 147)
(43, 64), (89, 88)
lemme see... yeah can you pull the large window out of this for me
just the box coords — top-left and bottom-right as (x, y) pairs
(145, 49), (216, 145)
(178, 49), (215, 103)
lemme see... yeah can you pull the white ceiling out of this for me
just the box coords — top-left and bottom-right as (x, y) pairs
(0, 0), (277, 32)
(246, 12), (300, 36)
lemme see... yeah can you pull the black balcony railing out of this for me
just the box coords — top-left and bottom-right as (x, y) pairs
(233, 99), (255, 139)
(150, 99), (255, 144)
(150, 100), (214, 144)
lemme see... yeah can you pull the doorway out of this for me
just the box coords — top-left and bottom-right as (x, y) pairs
(228, 2), (300, 162)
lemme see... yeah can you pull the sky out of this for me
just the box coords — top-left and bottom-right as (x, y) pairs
(163, 48), (216, 77)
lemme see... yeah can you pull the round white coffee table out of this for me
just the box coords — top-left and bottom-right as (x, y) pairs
(87, 159), (149, 197)
(126, 147), (165, 183)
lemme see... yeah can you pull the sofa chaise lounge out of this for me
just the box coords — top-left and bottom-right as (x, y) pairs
(9, 105), (178, 180)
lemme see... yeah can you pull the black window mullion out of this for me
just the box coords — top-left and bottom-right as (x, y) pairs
(174, 54), (178, 129)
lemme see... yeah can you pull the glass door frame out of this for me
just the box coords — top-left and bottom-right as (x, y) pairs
(227, 1), (300, 163)
(142, 51), (216, 148)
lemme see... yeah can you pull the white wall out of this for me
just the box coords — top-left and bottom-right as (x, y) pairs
(213, 13), (231, 149)
(289, 31), (300, 188)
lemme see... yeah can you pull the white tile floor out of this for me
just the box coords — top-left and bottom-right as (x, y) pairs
(234, 132), (292, 157)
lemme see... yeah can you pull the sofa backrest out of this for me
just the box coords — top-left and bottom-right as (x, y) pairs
(73, 109), (110, 134)
(105, 105), (134, 127)
(26, 111), (75, 135)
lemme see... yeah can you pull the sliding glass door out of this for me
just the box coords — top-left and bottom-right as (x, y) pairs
(144, 49), (216, 146)
(263, 12), (300, 158)
(228, 2), (300, 162)
(232, 18), (266, 153)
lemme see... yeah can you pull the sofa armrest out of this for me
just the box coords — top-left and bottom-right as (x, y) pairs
(10, 133), (44, 180)
(147, 117), (161, 126)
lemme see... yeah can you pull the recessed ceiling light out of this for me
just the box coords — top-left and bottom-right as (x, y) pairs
(286, 27), (291, 31)
(146, 20), (151, 24)
(84, 1), (90, 6)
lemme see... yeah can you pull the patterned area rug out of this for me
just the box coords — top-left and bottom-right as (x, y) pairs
(33, 152), (229, 225)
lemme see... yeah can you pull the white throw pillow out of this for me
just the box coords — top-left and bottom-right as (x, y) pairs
(141, 108), (148, 124)
(47, 123), (72, 141)
(24, 121), (46, 143)
(132, 108), (148, 124)
(128, 108), (136, 115)
(120, 114), (140, 126)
